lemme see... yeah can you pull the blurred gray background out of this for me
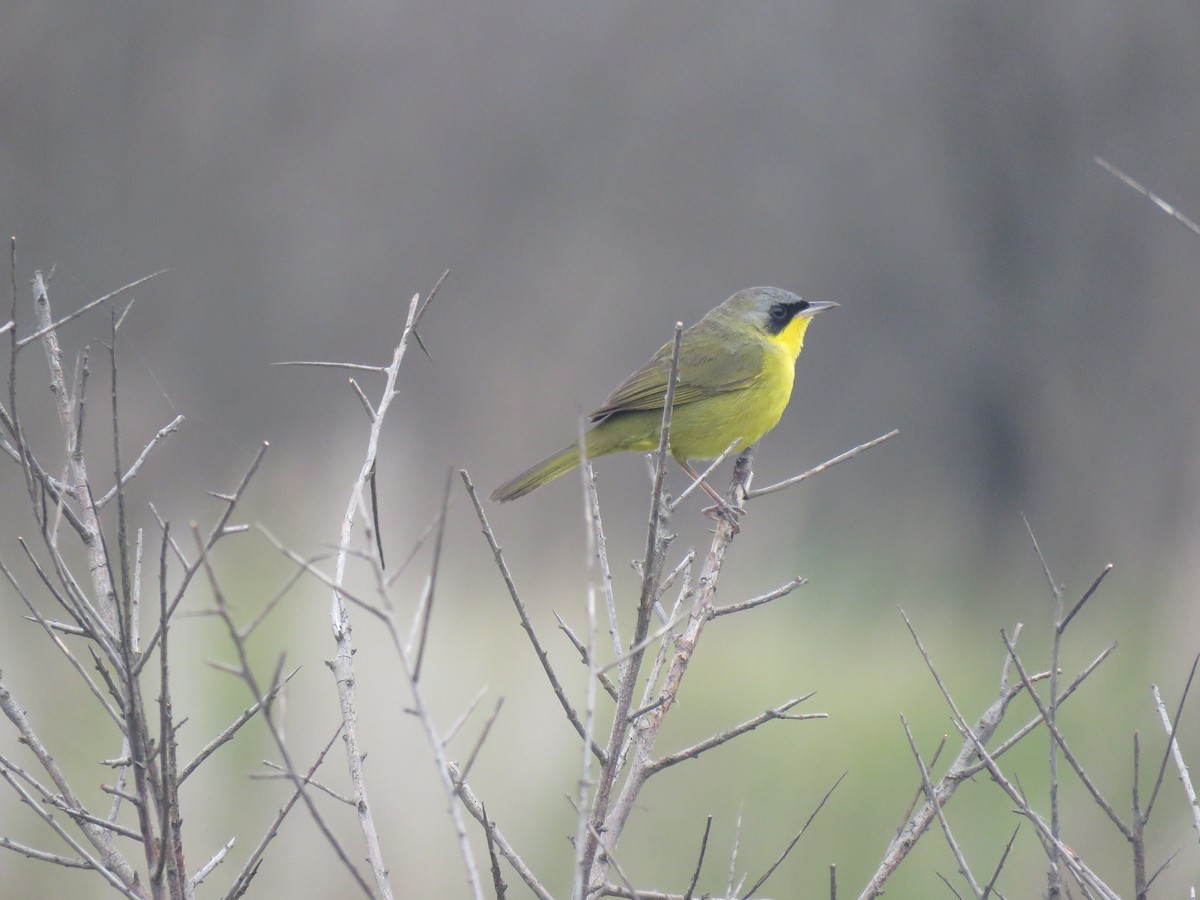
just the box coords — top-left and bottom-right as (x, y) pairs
(3, 1), (1200, 897)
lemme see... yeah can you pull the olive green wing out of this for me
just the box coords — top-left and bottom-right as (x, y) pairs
(590, 331), (762, 422)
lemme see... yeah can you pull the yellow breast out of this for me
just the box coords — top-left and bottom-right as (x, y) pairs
(666, 333), (800, 459)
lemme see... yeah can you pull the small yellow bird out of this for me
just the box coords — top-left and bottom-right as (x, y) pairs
(490, 287), (836, 506)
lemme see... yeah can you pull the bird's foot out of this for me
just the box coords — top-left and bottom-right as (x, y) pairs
(702, 500), (746, 534)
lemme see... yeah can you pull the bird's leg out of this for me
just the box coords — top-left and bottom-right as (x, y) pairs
(677, 460), (745, 528)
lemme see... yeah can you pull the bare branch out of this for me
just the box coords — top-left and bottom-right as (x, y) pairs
(709, 575), (807, 618)
(0, 836), (88, 868)
(1152, 680), (1200, 840)
(136, 440), (271, 674)
(331, 289), (426, 658)
(179, 667), (301, 783)
(741, 773), (846, 899)
(271, 360), (387, 372)
(96, 414), (185, 508)
(591, 445), (755, 893)
(1095, 156), (1200, 238)
(556, 612), (620, 702)
(900, 715), (982, 898)
(189, 837), (235, 891)
(584, 460), (625, 660)
(952, 716), (1121, 899)
(450, 765), (555, 900)
(0, 756), (142, 898)
(0, 676), (142, 893)
(252, 762), (353, 806)
(412, 469), (453, 682)
(455, 697), (505, 786)
(1144, 654), (1199, 824)
(982, 825), (1020, 897)
(1058, 563), (1113, 635)
(1000, 629), (1133, 840)
(481, 803), (508, 900)
(348, 377), (377, 420)
(442, 686), (492, 748)
(461, 468), (607, 764)
(199, 532), (373, 899)
(683, 816), (713, 900)
(223, 724), (344, 900)
(746, 429), (898, 499)
(980, 640), (1116, 771)
(860, 611), (1056, 898)
(17, 270), (165, 349)
(670, 438), (740, 510)
(40, 795), (143, 841)
(0, 560), (123, 727)
(647, 696), (825, 776)
(655, 548), (695, 610)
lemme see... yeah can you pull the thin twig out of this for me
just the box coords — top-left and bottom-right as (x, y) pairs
(709, 576), (807, 618)
(1144, 654), (1199, 824)
(1022, 515), (1065, 891)
(189, 837), (235, 891)
(442, 686), (492, 748)
(0, 837), (88, 868)
(1058, 563), (1113, 635)
(136, 441), (271, 674)
(980, 641), (1116, 772)
(271, 361), (387, 372)
(683, 816), (713, 900)
(556, 612), (620, 702)
(953, 715), (1121, 899)
(890, 735), (947, 846)
(860, 611), (1058, 899)
(741, 772), (847, 899)
(412, 470), (453, 682)
(449, 765), (555, 900)
(323, 291), (436, 900)
(200, 533), (373, 899)
(455, 698), (505, 786)
(670, 438), (740, 510)
(179, 668), (301, 783)
(17, 270), (165, 349)
(461, 469), (607, 764)
(95, 414), (185, 508)
(0, 676), (142, 893)
(983, 825), (1020, 898)
(647, 696), (825, 776)
(1000, 629), (1132, 840)
(586, 460), (623, 660)
(0, 560), (124, 727)
(481, 803), (508, 900)
(223, 724), (344, 900)
(900, 716), (982, 898)
(1152, 680), (1200, 839)
(581, 323), (685, 896)
(252, 762), (353, 805)
(1095, 157), (1200, 238)
(0, 763), (141, 898)
(746, 429), (898, 499)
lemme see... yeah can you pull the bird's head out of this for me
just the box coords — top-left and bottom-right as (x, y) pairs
(711, 286), (838, 357)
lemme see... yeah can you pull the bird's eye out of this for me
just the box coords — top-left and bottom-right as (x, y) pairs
(769, 304), (788, 321)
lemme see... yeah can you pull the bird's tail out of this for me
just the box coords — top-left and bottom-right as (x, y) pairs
(490, 442), (585, 502)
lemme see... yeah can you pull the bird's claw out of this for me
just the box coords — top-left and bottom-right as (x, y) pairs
(702, 501), (746, 534)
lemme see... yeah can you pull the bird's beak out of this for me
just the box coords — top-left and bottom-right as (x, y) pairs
(800, 300), (839, 317)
